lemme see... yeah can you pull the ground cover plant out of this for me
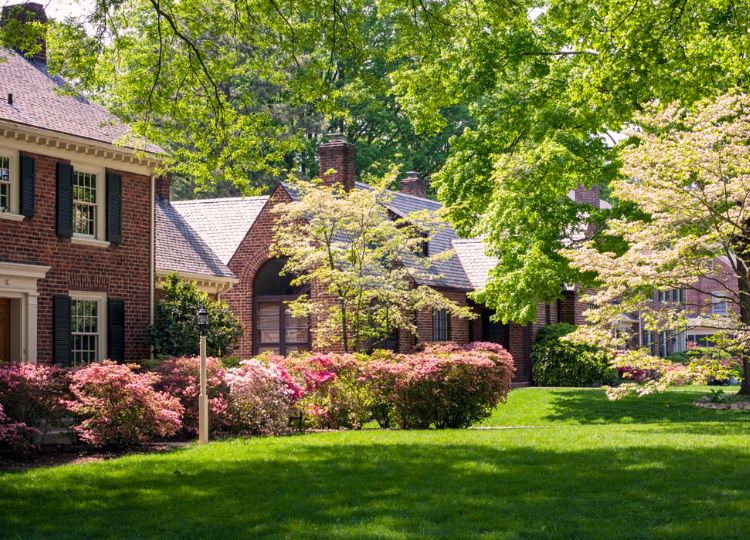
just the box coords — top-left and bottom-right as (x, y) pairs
(2, 386), (750, 539)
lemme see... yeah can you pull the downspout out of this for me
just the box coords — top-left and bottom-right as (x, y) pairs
(150, 174), (157, 360)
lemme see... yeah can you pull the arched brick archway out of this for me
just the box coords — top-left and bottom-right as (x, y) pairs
(252, 258), (310, 356)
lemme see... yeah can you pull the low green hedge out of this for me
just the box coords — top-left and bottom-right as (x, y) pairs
(532, 323), (618, 387)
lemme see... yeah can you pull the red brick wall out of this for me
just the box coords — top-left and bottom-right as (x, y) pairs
(0, 150), (152, 362)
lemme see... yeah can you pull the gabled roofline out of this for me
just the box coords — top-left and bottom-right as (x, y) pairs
(0, 119), (164, 174)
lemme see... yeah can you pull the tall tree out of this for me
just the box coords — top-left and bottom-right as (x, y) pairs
(272, 177), (473, 352)
(386, 0), (750, 323)
(564, 93), (750, 395)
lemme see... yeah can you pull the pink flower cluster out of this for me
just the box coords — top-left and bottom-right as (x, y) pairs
(154, 356), (231, 435)
(224, 360), (298, 435)
(66, 361), (183, 447)
(0, 363), (70, 449)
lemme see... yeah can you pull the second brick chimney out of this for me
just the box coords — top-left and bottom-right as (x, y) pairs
(1, 2), (48, 64)
(573, 183), (601, 207)
(400, 171), (429, 199)
(155, 174), (172, 203)
(318, 133), (356, 191)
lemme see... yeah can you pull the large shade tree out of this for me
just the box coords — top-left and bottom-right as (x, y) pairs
(564, 93), (750, 395)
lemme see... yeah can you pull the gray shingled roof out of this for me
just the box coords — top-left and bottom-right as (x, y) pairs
(172, 196), (268, 264)
(452, 238), (498, 289)
(383, 187), (472, 290)
(0, 50), (163, 154)
(155, 200), (235, 279)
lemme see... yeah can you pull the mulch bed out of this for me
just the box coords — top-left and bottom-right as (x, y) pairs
(0, 442), (190, 473)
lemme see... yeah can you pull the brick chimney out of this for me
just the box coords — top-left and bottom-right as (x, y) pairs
(318, 133), (356, 191)
(400, 171), (429, 198)
(574, 183), (601, 207)
(1, 3), (48, 64)
(155, 174), (171, 203)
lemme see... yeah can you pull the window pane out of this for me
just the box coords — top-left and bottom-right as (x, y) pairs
(0, 156), (9, 213)
(73, 171), (97, 236)
(285, 311), (308, 342)
(257, 302), (280, 343)
(71, 299), (99, 365)
(259, 346), (280, 355)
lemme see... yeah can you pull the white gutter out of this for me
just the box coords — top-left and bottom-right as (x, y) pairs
(150, 175), (157, 360)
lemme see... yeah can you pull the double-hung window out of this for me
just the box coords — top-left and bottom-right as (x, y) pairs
(0, 148), (19, 215)
(712, 292), (729, 315)
(70, 164), (106, 241)
(70, 292), (107, 365)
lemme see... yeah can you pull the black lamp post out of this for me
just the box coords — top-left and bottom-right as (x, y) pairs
(197, 306), (209, 444)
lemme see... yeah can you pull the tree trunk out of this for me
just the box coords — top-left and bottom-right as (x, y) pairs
(737, 259), (750, 395)
(340, 299), (349, 353)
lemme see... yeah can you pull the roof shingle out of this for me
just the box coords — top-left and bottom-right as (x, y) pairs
(155, 200), (235, 279)
(0, 50), (163, 154)
(172, 196), (268, 265)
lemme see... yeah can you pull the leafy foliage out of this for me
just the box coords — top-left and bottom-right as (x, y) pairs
(272, 178), (474, 352)
(531, 323), (617, 387)
(563, 94), (750, 395)
(149, 273), (243, 357)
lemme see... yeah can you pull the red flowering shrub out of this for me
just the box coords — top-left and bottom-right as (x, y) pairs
(67, 361), (183, 447)
(225, 360), (299, 435)
(281, 353), (376, 429)
(0, 403), (33, 450)
(0, 362), (70, 447)
(370, 342), (515, 429)
(154, 356), (231, 435)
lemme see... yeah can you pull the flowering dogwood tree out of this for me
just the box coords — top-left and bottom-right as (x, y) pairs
(564, 93), (750, 396)
(272, 176), (474, 353)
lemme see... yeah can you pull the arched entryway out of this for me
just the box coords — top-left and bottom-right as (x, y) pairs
(253, 258), (310, 355)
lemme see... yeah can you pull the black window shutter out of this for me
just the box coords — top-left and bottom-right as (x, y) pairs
(106, 172), (122, 244)
(108, 298), (125, 362)
(19, 155), (34, 218)
(53, 294), (72, 367)
(56, 162), (73, 237)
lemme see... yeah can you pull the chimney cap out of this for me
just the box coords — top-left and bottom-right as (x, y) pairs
(405, 171), (421, 180)
(325, 133), (346, 143)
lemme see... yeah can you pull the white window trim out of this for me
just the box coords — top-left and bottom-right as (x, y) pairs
(71, 163), (106, 241)
(69, 291), (108, 363)
(0, 146), (20, 216)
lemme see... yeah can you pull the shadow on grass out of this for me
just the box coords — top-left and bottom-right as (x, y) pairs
(544, 388), (750, 427)
(2, 437), (750, 539)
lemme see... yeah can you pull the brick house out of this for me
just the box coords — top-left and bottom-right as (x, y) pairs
(0, 3), (164, 364)
(639, 257), (740, 357)
(160, 136), (596, 383)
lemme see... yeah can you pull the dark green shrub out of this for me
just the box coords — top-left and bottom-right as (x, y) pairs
(148, 273), (243, 357)
(532, 323), (617, 387)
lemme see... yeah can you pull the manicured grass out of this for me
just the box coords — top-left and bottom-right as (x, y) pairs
(2, 386), (750, 539)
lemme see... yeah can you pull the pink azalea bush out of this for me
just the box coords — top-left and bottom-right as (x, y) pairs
(0, 362), (70, 447)
(154, 356), (231, 435)
(225, 360), (301, 435)
(370, 342), (515, 429)
(281, 353), (376, 429)
(0, 403), (33, 450)
(66, 361), (183, 447)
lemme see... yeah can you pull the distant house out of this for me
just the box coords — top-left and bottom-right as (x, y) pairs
(640, 257), (740, 357)
(159, 136), (598, 384)
(0, 3), (164, 364)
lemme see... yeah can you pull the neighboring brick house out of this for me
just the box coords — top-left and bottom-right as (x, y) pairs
(160, 136), (596, 383)
(641, 257), (740, 357)
(0, 3), (164, 364)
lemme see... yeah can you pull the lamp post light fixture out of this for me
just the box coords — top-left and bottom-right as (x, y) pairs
(197, 306), (209, 445)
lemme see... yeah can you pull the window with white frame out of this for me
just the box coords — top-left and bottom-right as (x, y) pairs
(0, 148), (18, 214)
(70, 293), (107, 365)
(711, 292), (729, 315)
(71, 165), (105, 239)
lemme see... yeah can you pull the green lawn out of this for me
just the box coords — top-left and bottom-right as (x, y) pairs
(2, 386), (750, 539)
